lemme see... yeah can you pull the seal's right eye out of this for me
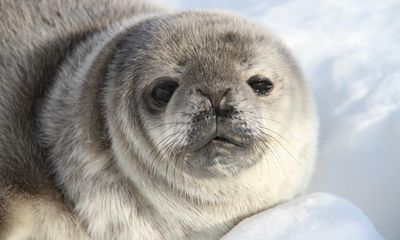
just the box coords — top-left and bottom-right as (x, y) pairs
(247, 75), (273, 95)
(151, 78), (179, 105)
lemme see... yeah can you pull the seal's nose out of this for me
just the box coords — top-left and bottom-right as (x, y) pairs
(196, 88), (231, 109)
(195, 87), (238, 122)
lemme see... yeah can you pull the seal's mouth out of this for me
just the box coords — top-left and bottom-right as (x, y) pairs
(212, 136), (230, 143)
(192, 132), (249, 152)
(211, 136), (244, 147)
(184, 131), (258, 178)
(183, 121), (258, 177)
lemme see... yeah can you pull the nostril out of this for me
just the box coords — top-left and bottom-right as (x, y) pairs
(218, 88), (231, 106)
(196, 88), (207, 97)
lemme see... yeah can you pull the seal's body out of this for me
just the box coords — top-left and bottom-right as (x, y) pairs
(0, 1), (318, 239)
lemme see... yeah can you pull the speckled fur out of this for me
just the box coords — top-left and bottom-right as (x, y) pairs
(0, 0), (318, 239)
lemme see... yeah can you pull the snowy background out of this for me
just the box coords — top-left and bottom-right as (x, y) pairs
(160, 0), (400, 239)
(221, 193), (383, 240)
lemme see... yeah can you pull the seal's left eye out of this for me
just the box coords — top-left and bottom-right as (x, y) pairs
(151, 78), (179, 105)
(247, 75), (273, 95)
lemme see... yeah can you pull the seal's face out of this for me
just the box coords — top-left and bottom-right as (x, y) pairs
(144, 74), (269, 178)
(110, 12), (315, 179)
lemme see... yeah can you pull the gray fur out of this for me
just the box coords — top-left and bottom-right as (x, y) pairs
(0, 0), (318, 239)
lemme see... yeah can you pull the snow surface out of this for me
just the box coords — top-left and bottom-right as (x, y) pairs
(221, 193), (383, 240)
(160, 0), (400, 239)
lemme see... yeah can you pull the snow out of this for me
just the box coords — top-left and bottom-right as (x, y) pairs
(161, 0), (399, 239)
(221, 193), (383, 240)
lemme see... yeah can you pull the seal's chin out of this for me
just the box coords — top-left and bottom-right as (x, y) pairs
(182, 137), (258, 178)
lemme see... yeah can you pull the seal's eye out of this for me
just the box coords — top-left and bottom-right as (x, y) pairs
(151, 78), (179, 105)
(247, 75), (273, 95)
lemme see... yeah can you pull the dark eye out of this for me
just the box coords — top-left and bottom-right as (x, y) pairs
(247, 75), (273, 95)
(151, 78), (179, 105)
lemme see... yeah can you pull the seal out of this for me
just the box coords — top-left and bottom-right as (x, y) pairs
(0, 0), (318, 239)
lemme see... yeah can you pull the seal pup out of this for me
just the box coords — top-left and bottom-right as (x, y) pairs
(0, 0), (318, 239)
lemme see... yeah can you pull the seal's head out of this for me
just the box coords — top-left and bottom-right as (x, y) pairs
(106, 11), (317, 196)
